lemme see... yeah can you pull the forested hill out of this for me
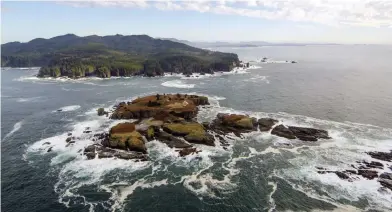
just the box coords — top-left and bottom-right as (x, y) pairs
(1, 34), (240, 78)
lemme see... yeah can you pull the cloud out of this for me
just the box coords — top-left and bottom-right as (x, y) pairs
(59, 0), (392, 27)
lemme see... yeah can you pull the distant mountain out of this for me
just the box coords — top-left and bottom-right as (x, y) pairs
(1, 34), (240, 78)
(158, 38), (340, 48)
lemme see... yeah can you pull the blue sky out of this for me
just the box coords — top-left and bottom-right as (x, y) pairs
(1, 1), (392, 44)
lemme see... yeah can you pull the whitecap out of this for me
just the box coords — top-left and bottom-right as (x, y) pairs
(161, 80), (195, 88)
(16, 96), (45, 103)
(54, 105), (81, 112)
(3, 120), (24, 140)
(244, 75), (270, 83)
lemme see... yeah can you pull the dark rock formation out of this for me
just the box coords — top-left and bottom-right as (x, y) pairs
(271, 125), (296, 139)
(367, 151), (392, 162)
(271, 125), (330, 141)
(258, 118), (278, 131)
(155, 131), (192, 148)
(379, 172), (392, 190)
(358, 169), (378, 180)
(177, 148), (200, 157)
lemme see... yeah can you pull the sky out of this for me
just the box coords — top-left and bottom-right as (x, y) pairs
(1, 0), (392, 44)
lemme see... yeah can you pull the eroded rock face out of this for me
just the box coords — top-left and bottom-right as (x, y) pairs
(106, 122), (147, 153)
(111, 94), (209, 120)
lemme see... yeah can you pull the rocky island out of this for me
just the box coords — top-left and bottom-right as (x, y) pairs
(58, 94), (333, 160)
(47, 93), (392, 194)
(1, 34), (246, 78)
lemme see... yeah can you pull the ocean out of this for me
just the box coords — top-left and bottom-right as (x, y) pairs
(1, 45), (392, 212)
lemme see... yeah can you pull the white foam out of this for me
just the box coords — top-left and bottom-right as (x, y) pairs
(161, 80), (195, 88)
(54, 105), (81, 112)
(244, 75), (270, 84)
(16, 96), (45, 103)
(24, 91), (392, 211)
(3, 120), (24, 140)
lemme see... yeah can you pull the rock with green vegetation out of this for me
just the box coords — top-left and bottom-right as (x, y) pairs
(97, 108), (106, 116)
(210, 113), (258, 136)
(1, 34), (240, 78)
(106, 122), (147, 153)
(163, 122), (215, 146)
(111, 94), (209, 120)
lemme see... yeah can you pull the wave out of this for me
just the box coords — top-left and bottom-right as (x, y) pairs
(161, 80), (195, 88)
(244, 75), (270, 83)
(53, 105), (81, 112)
(3, 120), (24, 140)
(16, 96), (46, 103)
(24, 92), (392, 211)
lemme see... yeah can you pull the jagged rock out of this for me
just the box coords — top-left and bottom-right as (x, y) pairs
(66, 137), (72, 143)
(177, 148), (199, 157)
(84, 145), (96, 153)
(288, 126), (330, 141)
(335, 171), (350, 180)
(271, 125), (330, 141)
(358, 161), (383, 169)
(47, 147), (53, 152)
(65, 140), (75, 147)
(85, 152), (95, 159)
(258, 118), (278, 131)
(67, 132), (72, 136)
(379, 173), (392, 190)
(155, 131), (192, 148)
(271, 125), (296, 139)
(358, 169), (378, 179)
(367, 151), (392, 162)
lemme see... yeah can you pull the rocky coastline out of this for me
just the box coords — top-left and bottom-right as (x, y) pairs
(47, 93), (392, 193)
